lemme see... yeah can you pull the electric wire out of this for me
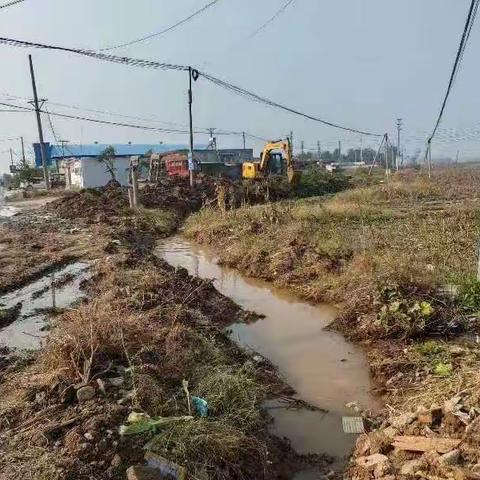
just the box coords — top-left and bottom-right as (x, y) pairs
(197, 70), (384, 137)
(248, 0), (296, 39)
(0, 35), (383, 137)
(0, 0), (25, 9)
(0, 37), (189, 71)
(428, 0), (479, 143)
(101, 0), (222, 51)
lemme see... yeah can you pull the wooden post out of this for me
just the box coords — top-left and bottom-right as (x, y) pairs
(130, 155), (140, 208)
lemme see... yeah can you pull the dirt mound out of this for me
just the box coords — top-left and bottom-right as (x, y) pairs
(0, 238), (299, 480)
(48, 180), (129, 223)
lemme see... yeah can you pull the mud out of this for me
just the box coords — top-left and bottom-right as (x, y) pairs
(158, 236), (380, 471)
(0, 262), (91, 349)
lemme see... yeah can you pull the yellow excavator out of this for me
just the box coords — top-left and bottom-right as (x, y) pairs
(242, 138), (300, 184)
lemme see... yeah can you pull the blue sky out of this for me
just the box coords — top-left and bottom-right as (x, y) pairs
(0, 0), (479, 172)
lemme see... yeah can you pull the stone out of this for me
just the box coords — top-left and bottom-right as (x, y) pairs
(76, 386), (95, 403)
(96, 378), (106, 395)
(356, 454), (389, 470)
(107, 377), (124, 387)
(355, 434), (371, 456)
(391, 412), (416, 429)
(400, 459), (423, 475)
(382, 426), (398, 440)
(84, 432), (94, 441)
(111, 454), (122, 468)
(440, 449), (460, 466)
(126, 465), (163, 480)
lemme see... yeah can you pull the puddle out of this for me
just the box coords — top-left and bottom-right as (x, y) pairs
(0, 262), (91, 350)
(158, 237), (380, 469)
(0, 205), (19, 218)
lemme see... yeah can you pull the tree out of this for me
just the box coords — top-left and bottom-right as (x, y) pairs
(10, 159), (41, 188)
(97, 146), (117, 180)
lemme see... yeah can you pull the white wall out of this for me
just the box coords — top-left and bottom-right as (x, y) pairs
(68, 157), (131, 189)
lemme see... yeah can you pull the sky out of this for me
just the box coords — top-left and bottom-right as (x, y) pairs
(0, 0), (479, 173)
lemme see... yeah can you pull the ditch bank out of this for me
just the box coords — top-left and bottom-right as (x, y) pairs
(158, 236), (380, 473)
(0, 199), (336, 480)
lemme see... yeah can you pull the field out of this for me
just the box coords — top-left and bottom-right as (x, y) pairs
(184, 167), (480, 476)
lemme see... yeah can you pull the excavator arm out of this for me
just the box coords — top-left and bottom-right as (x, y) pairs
(242, 138), (300, 184)
(258, 139), (299, 184)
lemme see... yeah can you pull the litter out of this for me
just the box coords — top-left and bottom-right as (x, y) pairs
(192, 396), (208, 417)
(342, 416), (365, 434)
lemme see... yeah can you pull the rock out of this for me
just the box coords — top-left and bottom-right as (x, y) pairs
(444, 396), (463, 413)
(324, 471), (336, 479)
(386, 372), (404, 386)
(144, 451), (186, 480)
(84, 432), (94, 441)
(440, 449), (460, 466)
(382, 426), (398, 440)
(374, 459), (391, 478)
(76, 386), (95, 402)
(96, 378), (106, 395)
(356, 454), (389, 470)
(126, 465), (163, 480)
(111, 454), (122, 468)
(400, 459), (423, 476)
(391, 412), (416, 429)
(355, 434), (371, 456)
(107, 377), (124, 387)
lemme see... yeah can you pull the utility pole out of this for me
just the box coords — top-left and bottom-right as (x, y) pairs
(20, 137), (25, 163)
(338, 140), (342, 163)
(28, 55), (50, 189)
(301, 140), (305, 159)
(396, 118), (403, 172)
(317, 141), (321, 162)
(290, 131), (294, 151)
(242, 131), (246, 150)
(9, 148), (14, 166)
(188, 67), (196, 188)
(385, 134), (389, 176)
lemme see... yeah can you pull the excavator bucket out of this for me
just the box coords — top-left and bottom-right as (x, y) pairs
(287, 168), (301, 185)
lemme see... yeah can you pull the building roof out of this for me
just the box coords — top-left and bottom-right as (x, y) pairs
(49, 143), (190, 159)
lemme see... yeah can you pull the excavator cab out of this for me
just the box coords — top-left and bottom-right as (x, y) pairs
(242, 139), (300, 184)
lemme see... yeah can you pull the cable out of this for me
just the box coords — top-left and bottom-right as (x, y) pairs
(197, 70), (383, 137)
(0, 35), (383, 137)
(0, 0), (25, 9)
(0, 37), (189, 71)
(428, 0), (479, 142)
(101, 0), (222, 51)
(248, 0), (296, 39)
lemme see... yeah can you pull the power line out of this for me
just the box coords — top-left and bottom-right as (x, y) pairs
(249, 0), (296, 39)
(101, 0), (222, 51)
(197, 70), (383, 137)
(428, 0), (479, 142)
(0, 37), (189, 71)
(0, 0), (25, 9)
(0, 35), (383, 137)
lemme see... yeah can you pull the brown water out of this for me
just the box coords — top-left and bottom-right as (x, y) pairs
(158, 237), (379, 468)
(0, 262), (91, 350)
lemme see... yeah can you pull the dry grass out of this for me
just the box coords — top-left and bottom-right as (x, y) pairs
(0, 254), (285, 480)
(184, 167), (480, 410)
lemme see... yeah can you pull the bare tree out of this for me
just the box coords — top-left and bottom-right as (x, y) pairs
(97, 146), (117, 181)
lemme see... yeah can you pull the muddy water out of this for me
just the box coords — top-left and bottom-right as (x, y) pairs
(0, 262), (91, 350)
(158, 237), (379, 467)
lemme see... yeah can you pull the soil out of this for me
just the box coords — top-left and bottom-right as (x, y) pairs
(0, 184), (328, 480)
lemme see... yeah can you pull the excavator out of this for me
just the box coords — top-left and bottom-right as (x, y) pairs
(242, 138), (300, 184)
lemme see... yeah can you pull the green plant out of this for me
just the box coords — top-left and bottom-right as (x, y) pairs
(458, 276), (480, 312)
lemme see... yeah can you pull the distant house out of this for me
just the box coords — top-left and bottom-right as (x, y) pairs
(34, 143), (190, 189)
